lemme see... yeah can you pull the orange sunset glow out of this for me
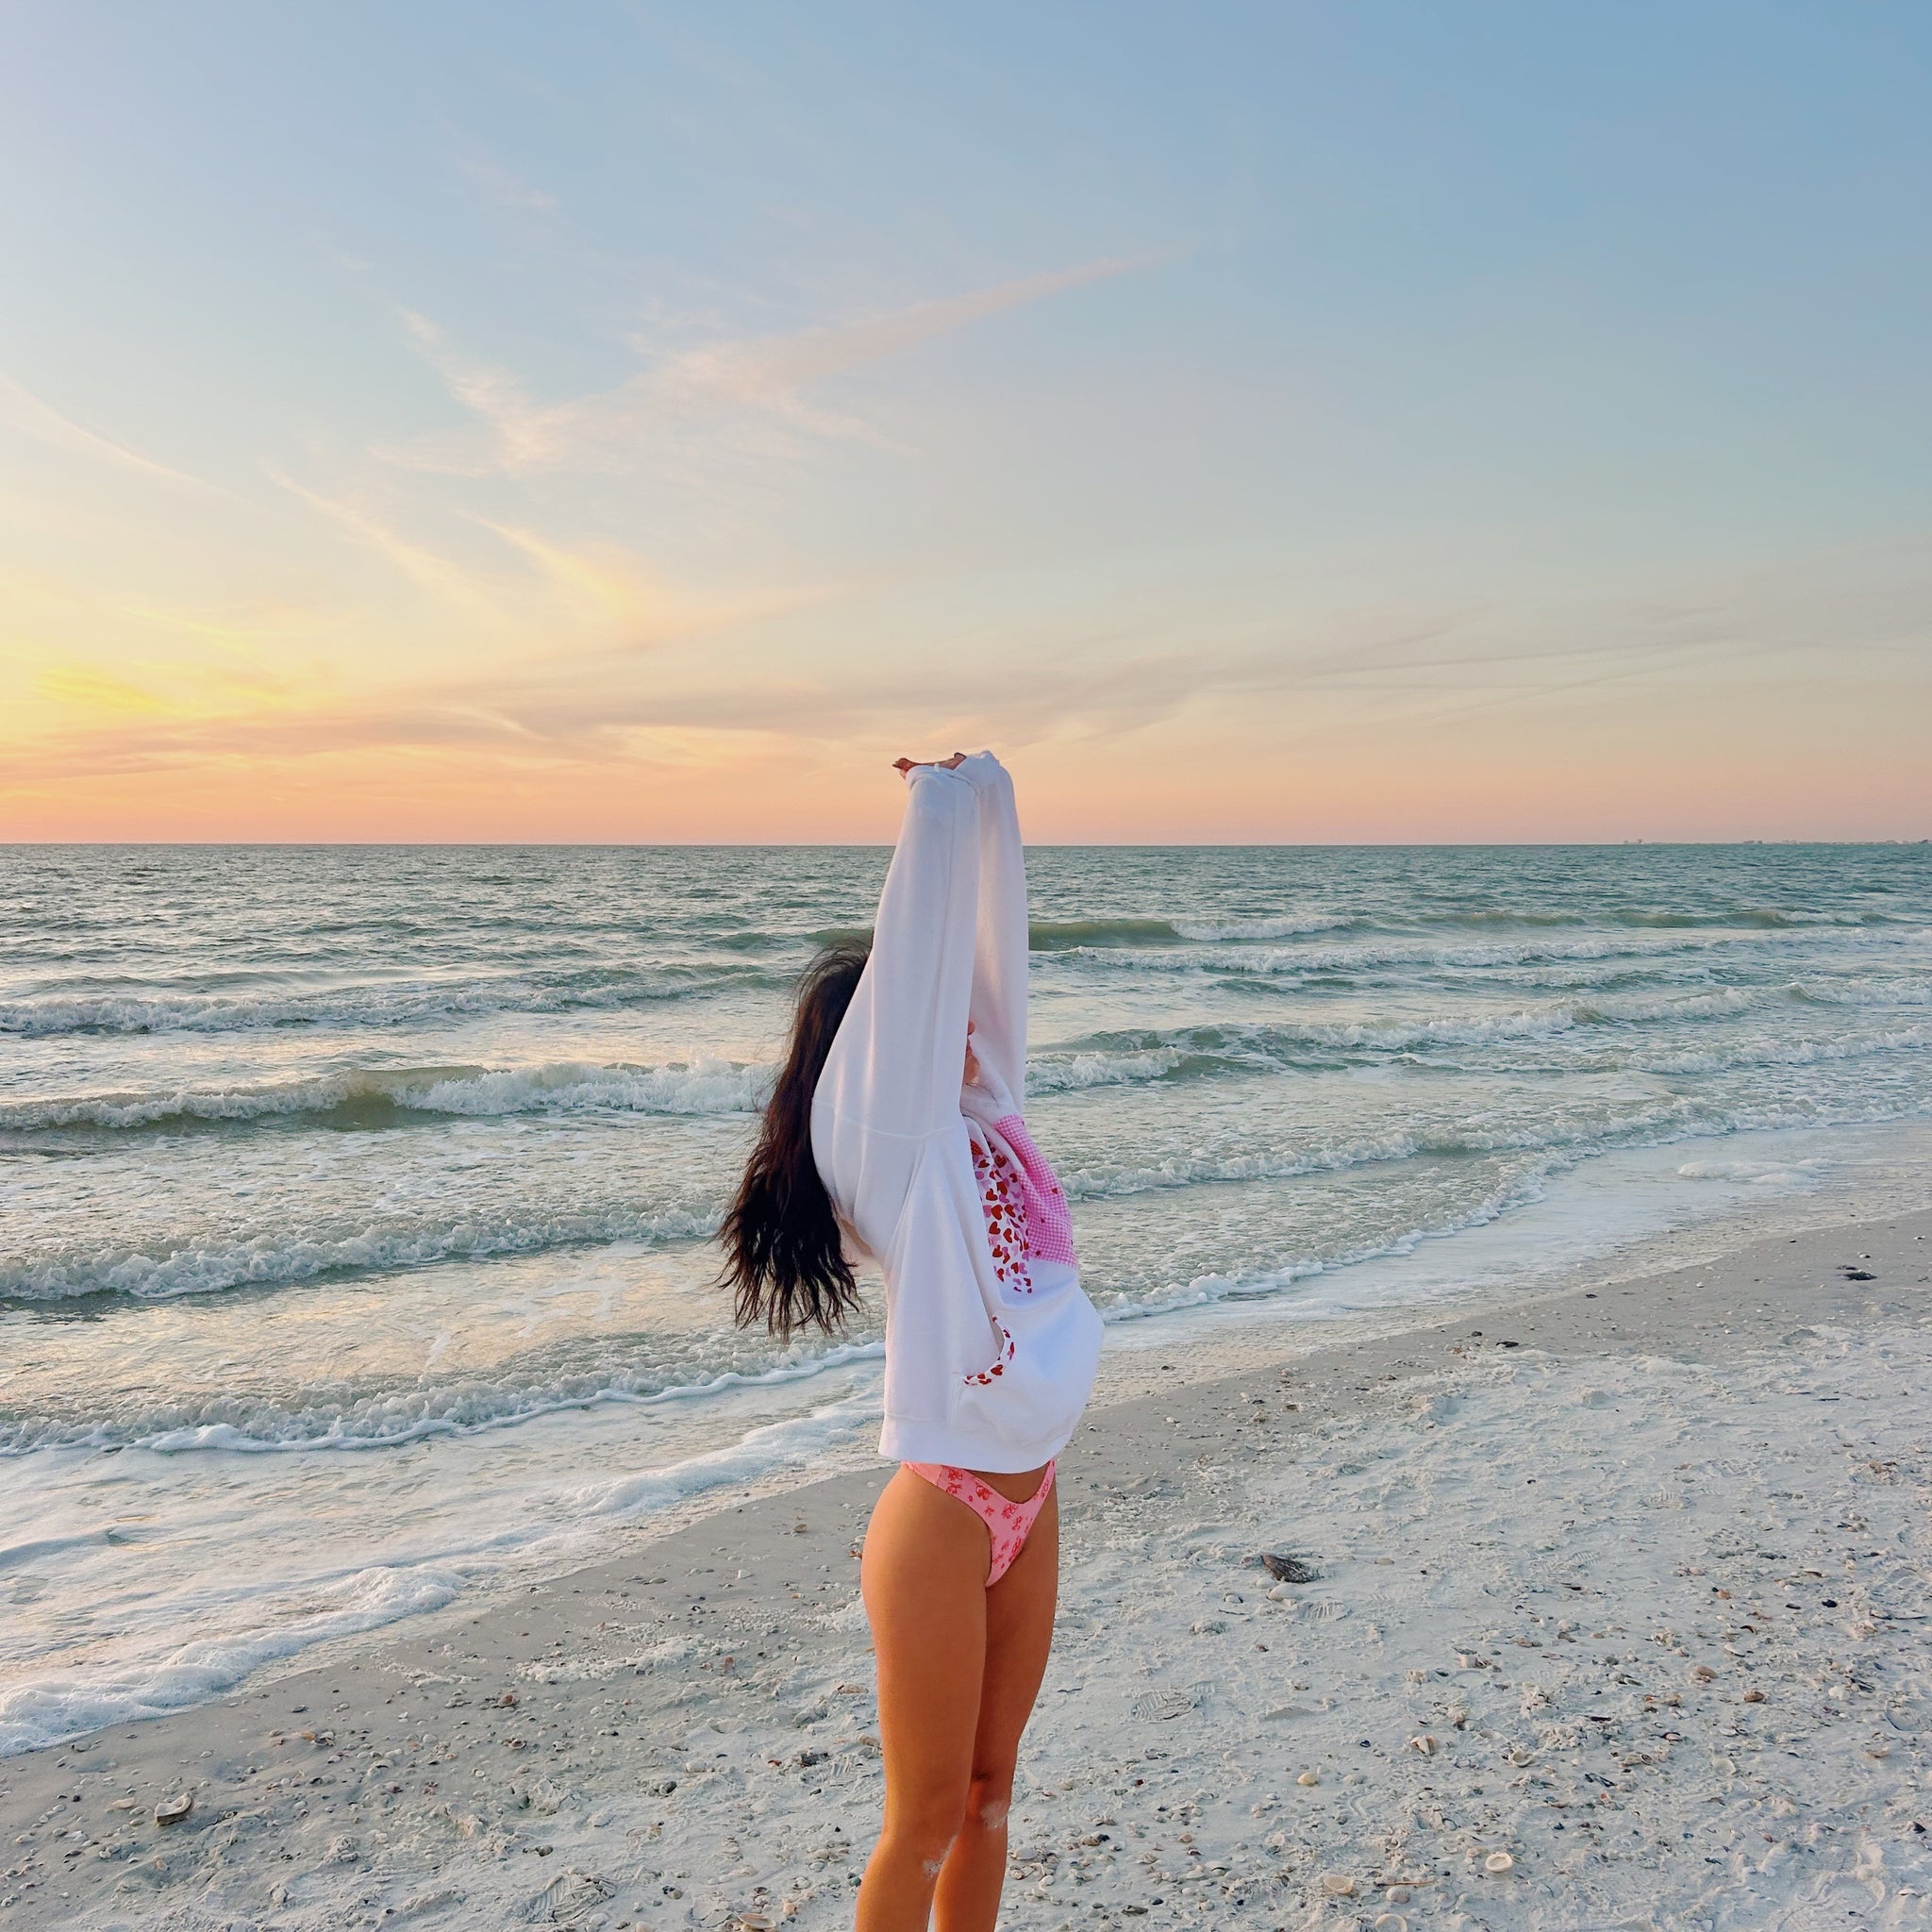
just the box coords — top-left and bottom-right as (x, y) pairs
(3, 9), (1927, 844)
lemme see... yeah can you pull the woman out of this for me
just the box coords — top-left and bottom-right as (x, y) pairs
(720, 750), (1103, 1930)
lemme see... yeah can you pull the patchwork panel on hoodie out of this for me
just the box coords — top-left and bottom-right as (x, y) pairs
(972, 1134), (1033, 1292)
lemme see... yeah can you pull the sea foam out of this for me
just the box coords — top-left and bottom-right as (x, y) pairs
(0, 1563), (467, 1757)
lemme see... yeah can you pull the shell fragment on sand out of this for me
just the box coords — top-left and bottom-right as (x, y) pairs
(1485, 1852), (1516, 1874)
(1259, 1551), (1319, 1583)
(154, 1792), (193, 1826)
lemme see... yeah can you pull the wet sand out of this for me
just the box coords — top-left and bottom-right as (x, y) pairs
(3, 1206), (1928, 1931)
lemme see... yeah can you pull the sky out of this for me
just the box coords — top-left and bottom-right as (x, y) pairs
(2, 2), (1928, 843)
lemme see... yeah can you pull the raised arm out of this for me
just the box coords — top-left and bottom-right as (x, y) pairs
(815, 762), (980, 1141)
(955, 751), (1028, 1109)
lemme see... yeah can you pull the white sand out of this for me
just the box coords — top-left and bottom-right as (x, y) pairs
(4, 1208), (1928, 1931)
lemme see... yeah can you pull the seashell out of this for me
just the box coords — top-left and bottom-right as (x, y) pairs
(1374, 1917), (1408, 1932)
(1742, 1689), (1765, 1703)
(1297, 1770), (1321, 1787)
(1321, 1873), (1356, 1895)
(1259, 1552), (1318, 1584)
(1384, 1887), (1412, 1904)
(1691, 1665), (1717, 1682)
(155, 1792), (193, 1826)
(1484, 1851), (1515, 1874)
(1407, 1734), (1437, 1755)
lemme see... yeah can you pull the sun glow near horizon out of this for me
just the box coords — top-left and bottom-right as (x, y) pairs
(3, 5), (1928, 844)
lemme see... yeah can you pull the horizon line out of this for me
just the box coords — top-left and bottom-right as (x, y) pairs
(5, 837), (1928, 852)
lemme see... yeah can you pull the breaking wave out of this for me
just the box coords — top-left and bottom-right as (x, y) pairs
(1025, 918), (1189, 949)
(0, 1201), (720, 1304)
(2, 1058), (772, 1134)
(1057, 1089), (1932, 1206)
(0, 967), (781, 1039)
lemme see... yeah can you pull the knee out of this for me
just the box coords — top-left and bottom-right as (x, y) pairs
(963, 1767), (1016, 1835)
(885, 1789), (970, 1872)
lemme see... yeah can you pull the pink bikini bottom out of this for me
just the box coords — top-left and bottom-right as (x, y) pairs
(904, 1459), (1057, 1586)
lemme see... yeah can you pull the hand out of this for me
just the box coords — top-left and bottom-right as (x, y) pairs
(891, 752), (970, 774)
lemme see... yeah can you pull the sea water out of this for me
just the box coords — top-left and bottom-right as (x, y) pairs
(4, 841), (1930, 1751)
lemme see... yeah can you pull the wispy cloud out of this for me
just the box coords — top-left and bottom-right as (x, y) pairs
(476, 519), (846, 643)
(27, 651), (327, 731)
(0, 630), (1332, 790)
(265, 461), (849, 650)
(449, 149), (560, 216)
(379, 256), (1159, 475)
(0, 562), (327, 652)
(16, 535), (1916, 806)
(34, 666), (176, 715)
(266, 470), (500, 612)
(0, 373), (217, 491)
(655, 258), (1155, 409)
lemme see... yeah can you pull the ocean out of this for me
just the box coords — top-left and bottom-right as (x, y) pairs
(5, 840), (1931, 1754)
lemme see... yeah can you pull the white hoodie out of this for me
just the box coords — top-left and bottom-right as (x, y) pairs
(811, 753), (1104, 1472)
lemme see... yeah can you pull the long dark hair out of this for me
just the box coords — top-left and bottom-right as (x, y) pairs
(717, 940), (871, 1339)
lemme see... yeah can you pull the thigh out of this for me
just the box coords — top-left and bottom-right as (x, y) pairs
(972, 1482), (1058, 1779)
(862, 1467), (993, 1814)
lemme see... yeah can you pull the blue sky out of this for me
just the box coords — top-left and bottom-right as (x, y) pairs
(3, 3), (1927, 839)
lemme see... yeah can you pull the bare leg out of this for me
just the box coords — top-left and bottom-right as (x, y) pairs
(856, 1467), (991, 1931)
(933, 1480), (1058, 1932)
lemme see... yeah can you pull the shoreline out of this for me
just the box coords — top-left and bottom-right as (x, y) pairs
(2, 1197), (1927, 1929)
(8, 1124), (1929, 1766)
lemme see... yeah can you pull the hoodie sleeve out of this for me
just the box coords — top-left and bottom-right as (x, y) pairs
(814, 763), (980, 1148)
(955, 751), (1028, 1111)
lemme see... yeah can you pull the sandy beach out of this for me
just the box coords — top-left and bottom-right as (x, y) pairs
(3, 1201), (1926, 1931)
